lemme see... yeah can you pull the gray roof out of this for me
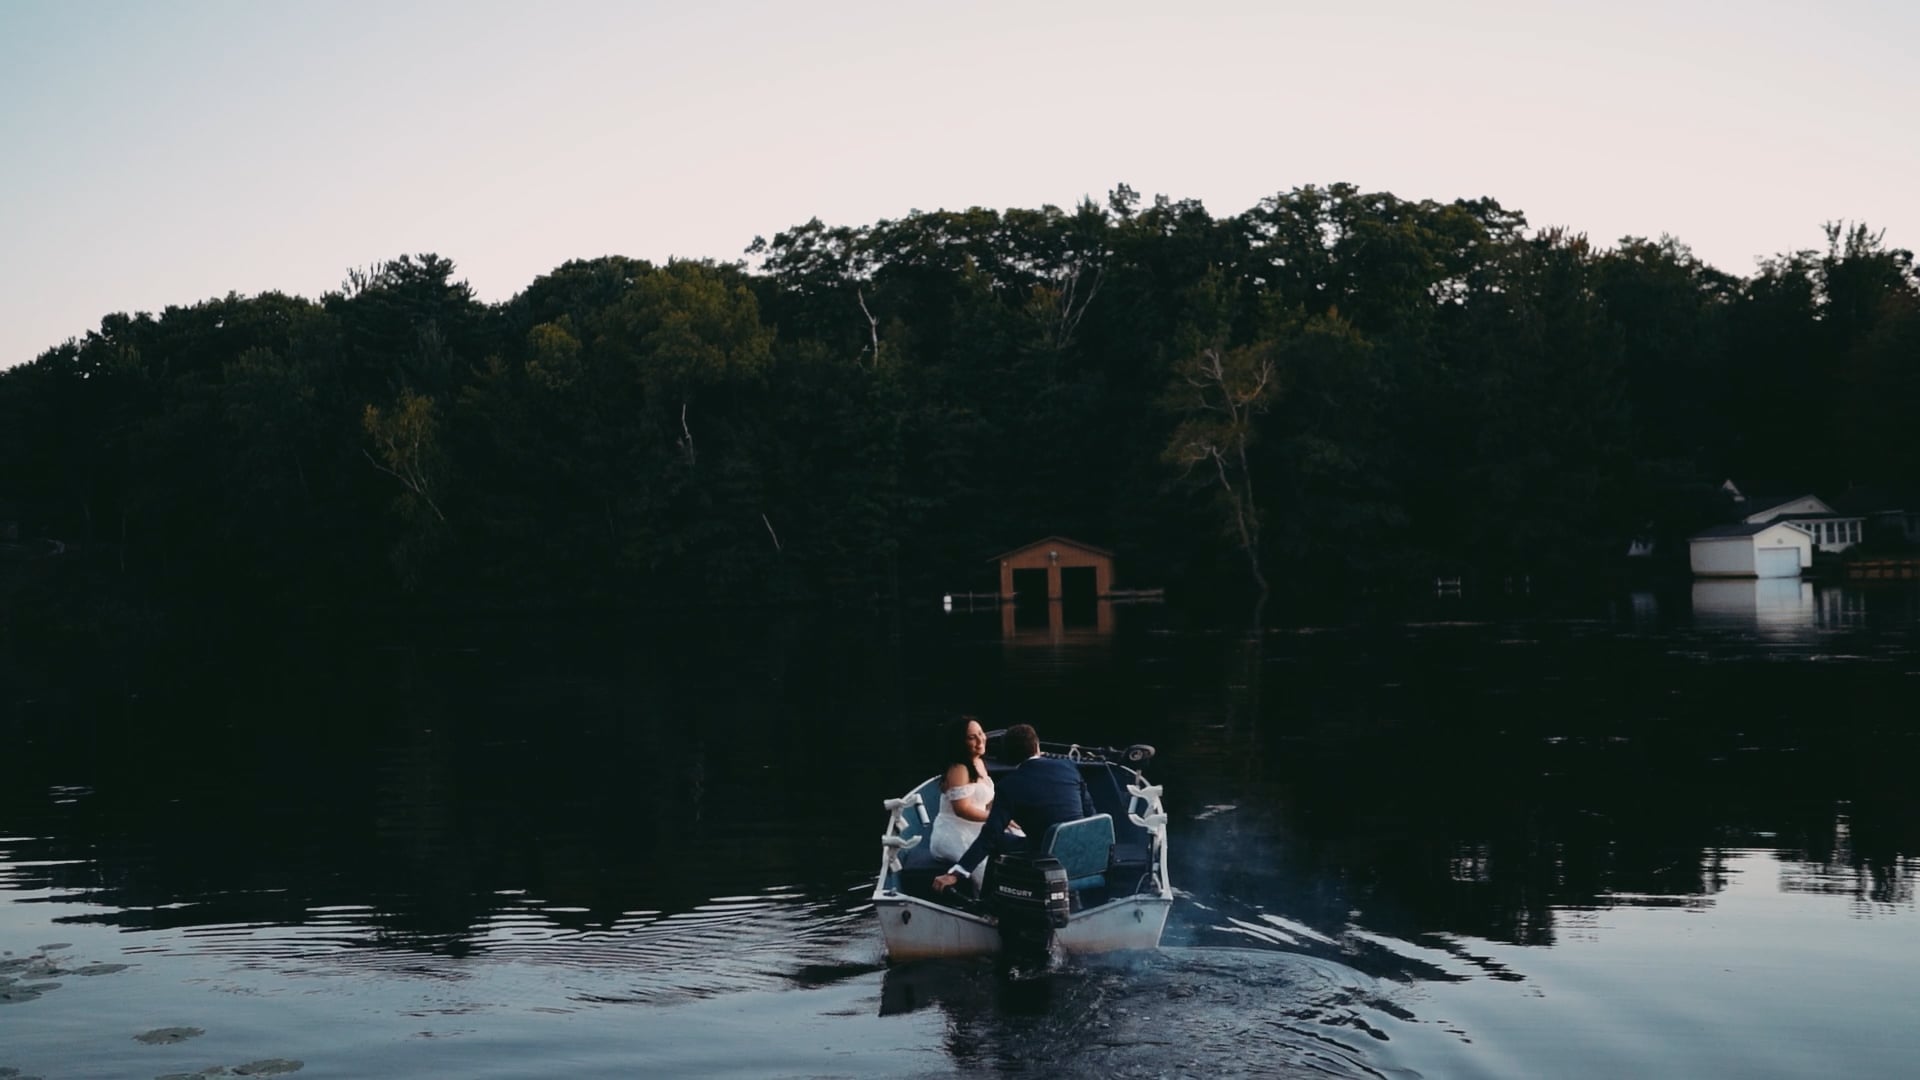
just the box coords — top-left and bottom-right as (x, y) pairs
(1691, 520), (1808, 540)
(988, 535), (1115, 562)
(1755, 510), (1859, 523)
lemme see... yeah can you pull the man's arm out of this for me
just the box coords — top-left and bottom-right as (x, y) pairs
(957, 798), (1011, 873)
(933, 797), (1011, 891)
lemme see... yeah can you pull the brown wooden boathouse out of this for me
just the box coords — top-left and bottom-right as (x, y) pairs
(991, 536), (1114, 603)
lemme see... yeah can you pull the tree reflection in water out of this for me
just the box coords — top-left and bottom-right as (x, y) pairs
(1, 590), (1917, 1078)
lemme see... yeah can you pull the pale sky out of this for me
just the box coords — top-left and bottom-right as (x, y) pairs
(2, 0), (1915, 369)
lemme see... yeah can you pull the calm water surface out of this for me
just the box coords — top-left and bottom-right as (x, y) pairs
(2, 582), (1918, 1078)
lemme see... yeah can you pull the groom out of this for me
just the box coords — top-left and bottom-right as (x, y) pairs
(932, 723), (1095, 894)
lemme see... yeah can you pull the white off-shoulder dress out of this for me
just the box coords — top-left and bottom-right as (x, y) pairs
(928, 772), (996, 885)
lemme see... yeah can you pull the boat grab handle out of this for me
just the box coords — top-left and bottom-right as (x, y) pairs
(879, 833), (922, 873)
(884, 791), (930, 827)
(880, 792), (929, 872)
(1125, 780), (1167, 829)
(1125, 774), (1174, 894)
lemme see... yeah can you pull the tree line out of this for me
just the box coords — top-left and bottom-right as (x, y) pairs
(3, 184), (1916, 621)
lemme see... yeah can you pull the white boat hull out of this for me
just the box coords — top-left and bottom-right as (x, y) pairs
(875, 892), (1172, 961)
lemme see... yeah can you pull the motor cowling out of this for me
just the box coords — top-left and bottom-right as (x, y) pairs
(986, 853), (1071, 927)
(986, 852), (1070, 968)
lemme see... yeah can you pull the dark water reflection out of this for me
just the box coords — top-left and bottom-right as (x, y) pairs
(3, 584), (1919, 1077)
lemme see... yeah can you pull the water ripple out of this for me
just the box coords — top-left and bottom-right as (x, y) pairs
(56, 880), (880, 1006)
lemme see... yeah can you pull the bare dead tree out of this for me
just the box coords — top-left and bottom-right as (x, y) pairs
(361, 440), (446, 523)
(1049, 260), (1105, 350)
(678, 402), (697, 466)
(361, 392), (447, 523)
(1167, 345), (1275, 597)
(857, 287), (882, 368)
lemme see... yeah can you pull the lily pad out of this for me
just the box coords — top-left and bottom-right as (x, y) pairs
(135, 1027), (206, 1045)
(0, 987), (42, 1004)
(233, 1060), (303, 1076)
(36, 943), (71, 952)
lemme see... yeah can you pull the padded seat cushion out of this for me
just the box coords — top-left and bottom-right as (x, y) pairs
(1043, 813), (1114, 890)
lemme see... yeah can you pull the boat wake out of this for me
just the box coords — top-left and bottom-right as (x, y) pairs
(882, 946), (1431, 1079)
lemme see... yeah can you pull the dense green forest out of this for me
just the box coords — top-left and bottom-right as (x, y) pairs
(3, 184), (1917, 622)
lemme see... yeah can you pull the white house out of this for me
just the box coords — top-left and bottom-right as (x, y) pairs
(1736, 493), (1864, 554)
(1688, 520), (1812, 578)
(1830, 487), (1920, 548)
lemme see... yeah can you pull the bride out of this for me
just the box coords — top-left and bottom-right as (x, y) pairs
(928, 715), (994, 886)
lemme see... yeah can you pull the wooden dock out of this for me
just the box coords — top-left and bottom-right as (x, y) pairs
(1845, 558), (1920, 581)
(941, 587), (1165, 606)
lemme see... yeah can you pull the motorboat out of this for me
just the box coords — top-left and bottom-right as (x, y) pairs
(873, 735), (1172, 963)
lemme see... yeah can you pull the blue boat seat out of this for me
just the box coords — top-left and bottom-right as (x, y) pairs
(1042, 813), (1114, 892)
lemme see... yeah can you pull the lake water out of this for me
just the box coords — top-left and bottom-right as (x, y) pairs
(3, 581), (1918, 1078)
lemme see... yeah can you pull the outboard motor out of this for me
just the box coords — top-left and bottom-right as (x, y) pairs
(985, 853), (1070, 972)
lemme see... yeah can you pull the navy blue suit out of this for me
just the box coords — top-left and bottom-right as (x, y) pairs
(954, 754), (1096, 874)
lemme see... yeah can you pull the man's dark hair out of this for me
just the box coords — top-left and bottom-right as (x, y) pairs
(1004, 723), (1040, 760)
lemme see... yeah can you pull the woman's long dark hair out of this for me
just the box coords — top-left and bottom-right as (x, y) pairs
(942, 715), (983, 783)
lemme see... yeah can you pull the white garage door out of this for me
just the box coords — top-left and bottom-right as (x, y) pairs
(1755, 546), (1801, 578)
